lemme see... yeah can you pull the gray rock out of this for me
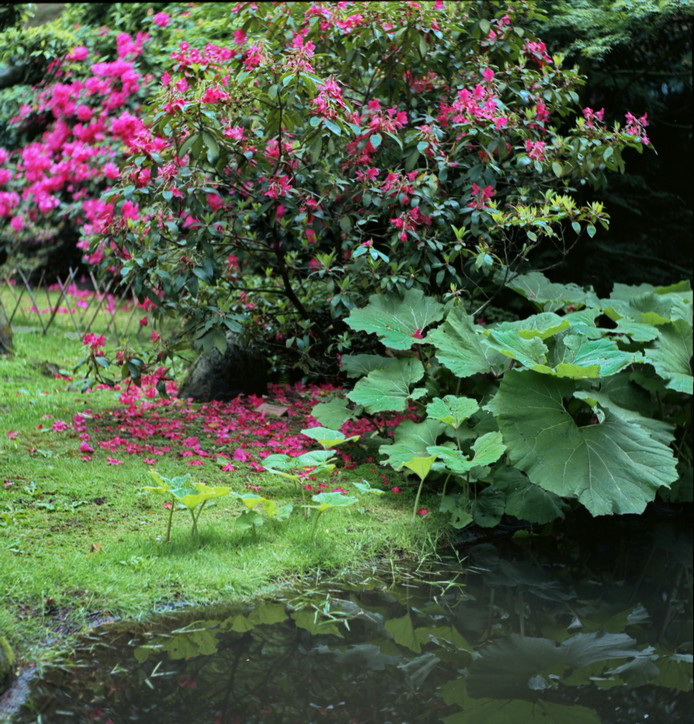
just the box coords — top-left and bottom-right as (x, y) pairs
(178, 336), (267, 402)
(0, 300), (12, 356)
(0, 635), (15, 693)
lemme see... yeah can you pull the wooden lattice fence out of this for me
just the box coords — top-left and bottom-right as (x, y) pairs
(0, 267), (152, 338)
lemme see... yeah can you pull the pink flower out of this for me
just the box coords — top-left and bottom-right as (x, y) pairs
(67, 46), (89, 62)
(232, 448), (249, 462)
(164, 502), (172, 509)
(80, 442), (95, 454)
(52, 420), (70, 432)
(221, 464), (236, 472)
(525, 140), (546, 161)
(106, 457), (124, 465)
(391, 487), (402, 494)
(83, 333), (106, 353)
(468, 183), (495, 210)
(416, 508), (430, 517)
(411, 329), (424, 340)
(9, 216), (23, 232)
(143, 458), (156, 465)
(152, 12), (170, 27)
(7, 431), (17, 440)
(122, 201), (139, 220)
(202, 87), (230, 104)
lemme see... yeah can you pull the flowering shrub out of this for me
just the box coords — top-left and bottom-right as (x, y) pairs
(0, 24), (161, 276)
(84, 0), (650, 382)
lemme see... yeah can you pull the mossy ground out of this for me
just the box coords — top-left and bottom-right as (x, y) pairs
(0, 289), (441, 669)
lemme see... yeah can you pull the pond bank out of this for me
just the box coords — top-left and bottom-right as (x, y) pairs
(3, 505), (692, 722)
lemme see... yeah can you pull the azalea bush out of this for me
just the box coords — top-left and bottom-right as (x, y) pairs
(0, 2), (239, 276)
(312, 275), (692, 523)
(78, 0), (651, 383)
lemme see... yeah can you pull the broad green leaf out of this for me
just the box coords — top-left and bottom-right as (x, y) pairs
(491, 466), (565, 524)
(643, 320), (693, 394)
(292, 609), (343, 637)
(352, 480), (385, 496)
(414, 625), (473, 652)
(143, 471), (191, 494)
(439, 495), (473, 529)
(379, 419), (445, 470)
(442, 697), (601, 724)
(506, 271), (589, 312)
(472, 487), (505, 527)
(486, 371), (678, 515)
(311, 397), (354, 428)
(603, 285), (692, 328)
(262, 450), (336, 479)
(300, 427), (359, 448)
(545, 335), (641, 379)
(427, 307), (504, 378)
(385, 612), (421, 653)
(483, 329), (549, 368)
(175, 483), (231, 510)
(563, 307), (603, 338)
(651, 653), (694, 692)
(347, 358), (424, 413)
(494, 312), (570, 340)
(232, 492), (280, 515)
(248, 602), (288, 626)
(467, 631), (645, 700)
(163, 622), (219, 660)
(345, 288), (444, 350)
(612, 318), (660, 342)
(308, 492), (358, 512)
(403, 456), (436, 481)
(262, 450), (336, 470)
(340, 354), (393, 378)
(426, 395), (479, 428)
(573, 390), (674, 447)
(428, 432), (506, 475)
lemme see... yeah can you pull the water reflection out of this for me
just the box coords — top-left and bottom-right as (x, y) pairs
(15, 516), (693, 723)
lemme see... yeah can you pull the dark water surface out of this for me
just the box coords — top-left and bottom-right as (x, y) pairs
(13, 514), (693, 723)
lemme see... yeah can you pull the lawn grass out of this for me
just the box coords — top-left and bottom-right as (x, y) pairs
(0, 288), (442, 668)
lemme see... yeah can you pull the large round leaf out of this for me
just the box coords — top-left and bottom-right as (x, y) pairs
(426, 395), (479, 428)
(379, 419), (446, 470)
(347, 358), (424, 413)
(345, 288), (444, 350)
(506, 271), (590, 312)
(643, 320), (693, 394)
(427, 307), (505, 378)
(486, 371), (678, 515)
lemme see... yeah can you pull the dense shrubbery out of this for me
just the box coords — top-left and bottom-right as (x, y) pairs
(80, 0), (649, 381)
(314, 274), (692, 524)
(0, 2), (690, 525)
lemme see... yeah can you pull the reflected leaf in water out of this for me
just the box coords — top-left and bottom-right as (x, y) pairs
(385, 611), (421, 653)
(134, 620), (220, 663)
(466, 632), (655, 699)
(14, 517), (692, 723)
(441, 693), (601, 724)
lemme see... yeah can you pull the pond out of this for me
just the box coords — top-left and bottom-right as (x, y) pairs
(10, 512), (693, 723)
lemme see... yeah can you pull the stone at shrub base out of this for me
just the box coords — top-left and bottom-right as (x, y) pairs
(0, 635), (15, 693)
(178, 335), (267, 402)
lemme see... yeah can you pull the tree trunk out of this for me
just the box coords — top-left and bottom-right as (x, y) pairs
(0, 298), (13, 355)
